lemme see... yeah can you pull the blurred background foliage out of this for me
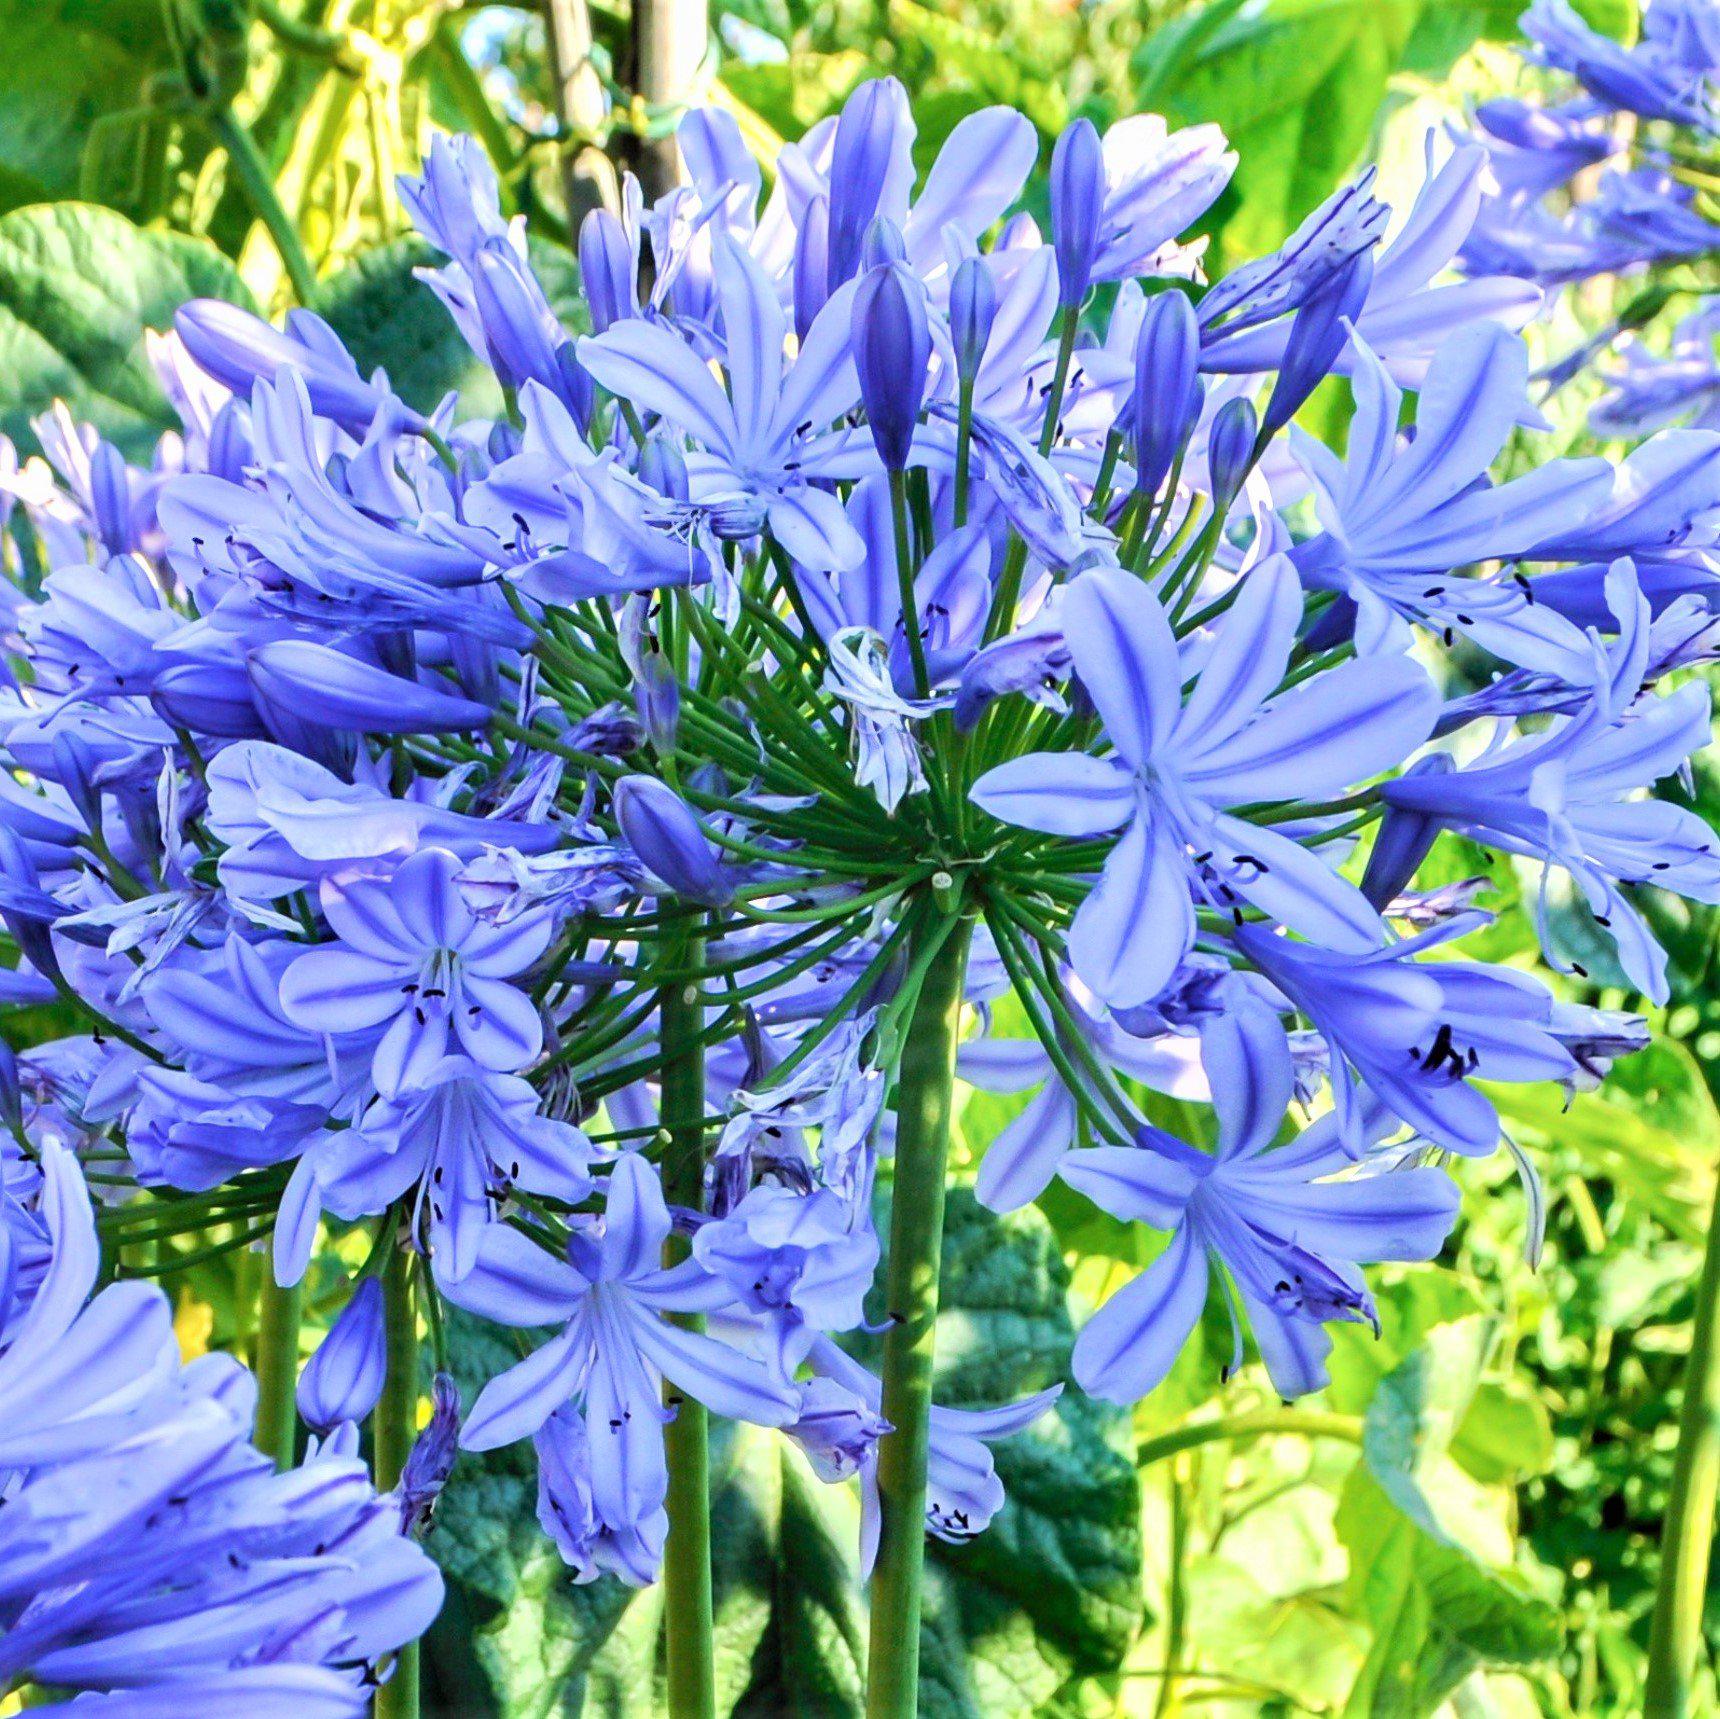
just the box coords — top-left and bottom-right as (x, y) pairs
(0, 0), (1717, 1714)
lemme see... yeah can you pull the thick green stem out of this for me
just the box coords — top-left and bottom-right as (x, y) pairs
(375, 1241), (420, 1719)
(252, 1275), (302, 1469)
(865, 915), (971, 1719)
(1134, 1408), (1363, 1470)
(209, 108), (319, 304)
(1646, 1161), (1720, 1717)
(661, 916), (717, 1719)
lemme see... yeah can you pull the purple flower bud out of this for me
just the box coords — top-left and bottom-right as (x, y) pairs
(862, 216), (907, 270)
(633, 651), (681, 753)
(828, 78), (907, 288)
(1050, 119), (1107, 308)
(398, 1371), (461, 1536)
(470, 248), (564, 397)
(853, 263), (930, 473)
(1365, 753), (1456, 908)
(1261, 251), (1372, 440)
(579, 208), (637, 335)
(247, 640), (493, 735)
(554, 345), (595, 434)
(296, 1275), (386, 1435)
(613, 774), (734, 905)
(174, 301), (420, 434)
(151, 660), (269, 739)
(50, 733), (101, 832)
(950, 257), (998, 389)
(205, 399), (254, 484)
(88, 443), (133, 556)
(1131, 291), (1202, 497)
(794, 194), (832, 345)
(1206, 396), (1258, 506)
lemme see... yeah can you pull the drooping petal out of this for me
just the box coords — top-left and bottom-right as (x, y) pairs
(1071, 1226), (1209, 1405)
(460, 1326), (588, 1450)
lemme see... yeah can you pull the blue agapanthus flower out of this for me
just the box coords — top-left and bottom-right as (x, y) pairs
(2, 56), (1717, 1667)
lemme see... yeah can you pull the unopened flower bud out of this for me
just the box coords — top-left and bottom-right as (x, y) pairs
(296, 1275), (386, 1435)
(950, 257), (998, 389)
(1050, 119), (1106, 308)
(853, 263), (930, 473)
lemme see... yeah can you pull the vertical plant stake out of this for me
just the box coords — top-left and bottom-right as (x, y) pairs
(3, 51), (1720, 1717)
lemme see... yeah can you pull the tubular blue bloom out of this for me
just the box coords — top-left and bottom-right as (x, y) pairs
(1202, 144), (1542, 391)
(444, 1154), (798, 1581)
(1073, 115), (1237, 290)
(1130, 290), (1203, 497)
(781, 77), (1038, 291)
(578, 237), (867, 570)
(401, 134), (590, 424)
(1292, 325), (1613, 670)
(692, 1182), (879, 1360)
(1199, 175), (1388, 341)
(1260, 250), (1372, 439)
(1592, 300), (1720, 436)
(280, 847), (553, 1097)
(297, 1275), (387, 1434)
(949, 255), (999, 387)
(801, 1335), (1061, 1572)
(1205, 395), (1258, 507)
(853, 261), (932, 471)
(0, 1146), (442, 1712)
(1380, 562), (1720, 1002)
(174, 301), (422, 435)
(1059, 1007), (1460, 1403)
(199, 741), (557, 905)
(1051, 119), (1108, 307)
(580, 209), (639, 334)
(247, 641), (493, 738)
(1524, 0), (1717, 127)
(972, 557), (1434, 1006)
(1235, 916), (1574, 1155)
(613, 773), (735, 905)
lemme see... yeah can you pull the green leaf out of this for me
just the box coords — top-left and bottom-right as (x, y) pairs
(1144, 0), (1467, 264)
(1335, 1321), (1561, 1716)
(0, 201), (253, 460)
(313, 235), (586, 425)
(0, 2), (179, 217)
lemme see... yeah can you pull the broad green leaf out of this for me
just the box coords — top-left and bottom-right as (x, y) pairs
(1144, 0), (1462, 263)
(0, 201), (253, 460)
(1336, 1322), (1561, 1716)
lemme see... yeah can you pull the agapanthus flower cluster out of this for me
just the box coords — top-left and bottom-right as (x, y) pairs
(0, 1145), (442, 1714)
(1, 74), (1717, 1657)
(1455, 0), (1720, 429)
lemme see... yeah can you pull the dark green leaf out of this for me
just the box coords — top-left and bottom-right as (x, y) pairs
(0, 201), (252, 460)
